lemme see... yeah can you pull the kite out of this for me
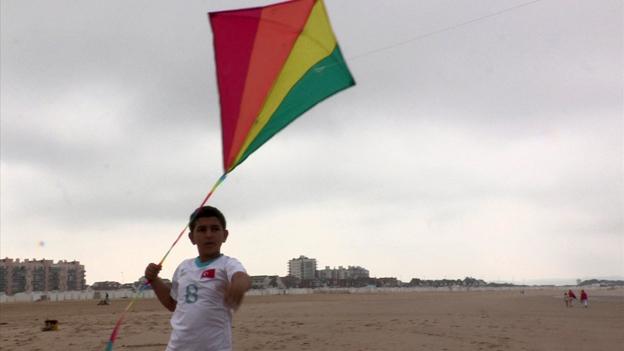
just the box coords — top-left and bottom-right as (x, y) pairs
(105, 0), (353, 349)
(211, 0), (355, 173)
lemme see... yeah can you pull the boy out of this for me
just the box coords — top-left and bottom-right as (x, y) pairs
(145, 206), (251, 351)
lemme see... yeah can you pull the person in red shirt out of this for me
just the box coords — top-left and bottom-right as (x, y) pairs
(567, 289), (577, 307)
(580, 290), (588, 308)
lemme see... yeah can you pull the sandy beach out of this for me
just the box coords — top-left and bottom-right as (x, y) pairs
(1, 288), (622, 351)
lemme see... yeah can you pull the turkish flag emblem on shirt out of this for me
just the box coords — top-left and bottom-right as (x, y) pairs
(201, 269), (216, 279)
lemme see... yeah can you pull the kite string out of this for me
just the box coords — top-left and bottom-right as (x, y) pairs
(104, 172), (228, 351)
(158, 172), (228, 266)
(347, 0), (542, 62)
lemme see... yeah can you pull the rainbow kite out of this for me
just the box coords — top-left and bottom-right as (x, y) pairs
(210, 0), (355, 173)
(105, 0), (353, 349)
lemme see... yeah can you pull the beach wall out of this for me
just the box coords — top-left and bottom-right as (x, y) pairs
(2, 286), (617, 303)
(245, 285), (622, 296)
(1, 286), (517, 302)
(0, 289), (155, 303)
(246, 286), (541, 296)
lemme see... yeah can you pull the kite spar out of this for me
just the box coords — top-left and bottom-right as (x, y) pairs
(105, 0), (354, 349)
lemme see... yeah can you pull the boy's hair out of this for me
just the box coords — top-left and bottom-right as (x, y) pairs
(189, 206), (227, 231)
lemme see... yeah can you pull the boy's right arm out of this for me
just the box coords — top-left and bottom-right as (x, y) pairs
(145, 263), (177, 312)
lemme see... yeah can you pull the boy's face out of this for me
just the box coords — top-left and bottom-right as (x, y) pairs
(189, 216), (228, 260)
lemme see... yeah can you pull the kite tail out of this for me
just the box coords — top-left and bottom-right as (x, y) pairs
(103, 173), (228, 351)
(104, 282), (148, 351)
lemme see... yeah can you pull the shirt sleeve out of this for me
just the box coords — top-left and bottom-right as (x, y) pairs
(225, 257), (247, 282)
(170, 264), (180, 300)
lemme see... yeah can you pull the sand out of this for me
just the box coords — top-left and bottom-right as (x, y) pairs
(0, 288), (622, 351)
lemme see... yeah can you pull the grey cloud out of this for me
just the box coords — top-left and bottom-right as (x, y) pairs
(1, 0), (621, 282)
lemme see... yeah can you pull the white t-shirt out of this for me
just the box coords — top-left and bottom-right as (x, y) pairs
(166, 255), (246, 351)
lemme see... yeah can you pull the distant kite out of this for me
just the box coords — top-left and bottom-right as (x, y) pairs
(210, 0), (355, 173)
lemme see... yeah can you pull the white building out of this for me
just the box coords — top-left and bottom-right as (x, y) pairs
(288, 255), (317, 280)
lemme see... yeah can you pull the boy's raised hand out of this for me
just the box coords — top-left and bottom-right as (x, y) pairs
(145, 263), (162, 281)
(145, 263), (176, 312)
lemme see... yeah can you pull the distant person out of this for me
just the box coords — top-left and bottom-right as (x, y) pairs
(144, 206), (251, 351)
(580, 289), (588, 308)
(564, 291), (569, 307)
(568, 289), (577, 307)
(98, 292), (110, 306)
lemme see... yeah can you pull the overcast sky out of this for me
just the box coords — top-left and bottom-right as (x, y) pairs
(1, 0), (622, 285)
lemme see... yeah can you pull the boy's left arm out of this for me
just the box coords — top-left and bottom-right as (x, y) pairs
(225, 271), (251, 310)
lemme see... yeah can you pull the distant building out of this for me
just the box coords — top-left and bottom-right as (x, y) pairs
(250, 275), (285, 289)
(288, 255), (317, 280)
(91, 281), (122, 290)
(90, 279), (170, 291)
(0, 258), (86, 295)
(318, 265), (370, 280)
(375, 277), (400, 287)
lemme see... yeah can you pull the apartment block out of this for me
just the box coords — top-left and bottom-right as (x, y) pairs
(288, 255), (317, 280)
(0, 258), (86, 295)
(318, 265), (370, 280)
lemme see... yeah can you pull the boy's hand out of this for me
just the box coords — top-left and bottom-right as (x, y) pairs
(145, 263), (176, 312)
(145, 263), (162, 281)
(224, 272), (251, 310)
